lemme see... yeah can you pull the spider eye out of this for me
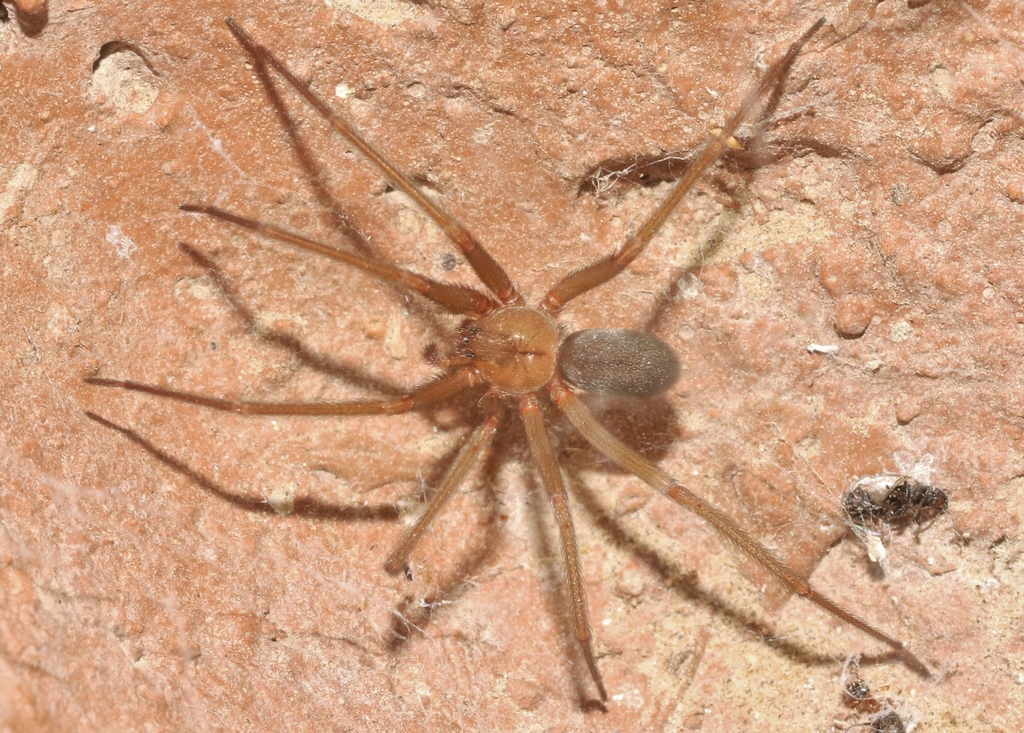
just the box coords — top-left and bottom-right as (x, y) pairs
(558, 329), (680, 398)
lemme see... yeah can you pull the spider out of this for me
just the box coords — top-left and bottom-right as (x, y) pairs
(85, 16), (931, 702)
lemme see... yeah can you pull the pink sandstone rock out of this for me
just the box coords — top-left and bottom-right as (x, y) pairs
(1, 1), (1022, 731)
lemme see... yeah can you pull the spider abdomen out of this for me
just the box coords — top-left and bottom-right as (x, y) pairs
(558, 329), (680, 398)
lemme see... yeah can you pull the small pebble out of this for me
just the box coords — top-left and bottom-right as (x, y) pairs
(896, 397), (922, 425)
(834, 294), (875, 339)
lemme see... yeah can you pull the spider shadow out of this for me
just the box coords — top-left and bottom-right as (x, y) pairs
(559, 394), (681, 472)
(83, 410), (400, 523)
(565, 463), (910, 675)
(384, 396), (679, 712)
(83, 401), (512, 683)
(379, 389), (905, 708)
(173, 243), (483, 446)
(83, 396), (904, 709)
(579, 81), (847, 340)
(175, 241), (477, 427)
(579, 39), (841, 202)
(218, 27), (455, 346)
(581, 143), (755, 342)
(384, 425), (506, 650)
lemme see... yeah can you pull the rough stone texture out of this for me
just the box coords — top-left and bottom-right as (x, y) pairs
(2, 1), (1023, 731)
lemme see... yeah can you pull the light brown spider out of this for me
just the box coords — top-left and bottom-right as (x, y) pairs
(85, 16), (931, 703)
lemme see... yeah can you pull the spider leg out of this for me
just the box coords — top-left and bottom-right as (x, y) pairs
(520, 393), (607, 702)
(383, 402), (501, 575)
(85, 369), (478, 416)
(542, 17), (825, 312)
(180, 204), (496, 316)
(549, 377), (933, 680)
(224, 18), (523, 307)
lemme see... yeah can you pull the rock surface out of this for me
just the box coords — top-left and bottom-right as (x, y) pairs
(2, 0), (1023, 731)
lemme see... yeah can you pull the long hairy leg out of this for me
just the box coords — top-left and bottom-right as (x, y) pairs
(383, 402), (502, 575)
(86, 369), (479, 417)
(224, 18), (523, 307)
(549, 377), (932, 679)
(521, 393), (607, 702)
(542, 17), (825, 312)
(180, 205), (496, 316)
